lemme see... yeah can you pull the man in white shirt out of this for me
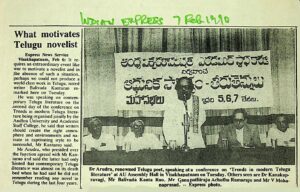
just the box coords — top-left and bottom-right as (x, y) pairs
(267, 114), (295, 147)
(162, 77), (206, 149)
(122, 120), (162, 151)
(83, 118), (117, 152)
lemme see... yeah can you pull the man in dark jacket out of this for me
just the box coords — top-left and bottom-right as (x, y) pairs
(218, 108), (261, 148)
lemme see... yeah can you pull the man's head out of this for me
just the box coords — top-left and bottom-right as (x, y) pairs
(130, 120), (145, 138)
(275, 114), (288, 132)
(232, 108), (247, 130)
(88, 118), (102, 139)
(175, 77), (194, 101)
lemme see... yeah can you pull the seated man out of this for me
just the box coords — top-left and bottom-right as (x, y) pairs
(83, 118), (117, 152)
(122, 120), (162, 151)
(218, 108), (261, 148)
(267, 114), (295, 147)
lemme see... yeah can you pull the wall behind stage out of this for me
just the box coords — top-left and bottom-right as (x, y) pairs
(83, 28), (296, 118)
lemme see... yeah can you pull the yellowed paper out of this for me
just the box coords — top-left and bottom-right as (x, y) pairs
(1, 0), (300, 192)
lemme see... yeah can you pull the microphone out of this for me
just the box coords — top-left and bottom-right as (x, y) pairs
(183, 92), (188, 111)
(182, 92), (190, 152)
(183, 92), (187, 101)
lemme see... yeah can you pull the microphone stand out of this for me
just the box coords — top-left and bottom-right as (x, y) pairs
(182, 94), (190, 152)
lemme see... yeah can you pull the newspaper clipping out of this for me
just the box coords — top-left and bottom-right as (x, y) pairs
(81, 28), (296, 189)
(1, 1), (299, 192)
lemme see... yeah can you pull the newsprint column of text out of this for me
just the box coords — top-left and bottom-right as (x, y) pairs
(11, 28), (81, 187)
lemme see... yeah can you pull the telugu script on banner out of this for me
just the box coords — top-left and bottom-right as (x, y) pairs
(115, 51), (273, 110)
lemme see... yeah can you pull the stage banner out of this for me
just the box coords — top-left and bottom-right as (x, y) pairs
(115, 51), (273, 110)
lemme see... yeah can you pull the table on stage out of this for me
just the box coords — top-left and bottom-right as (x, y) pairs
(83, 147), (295, 165)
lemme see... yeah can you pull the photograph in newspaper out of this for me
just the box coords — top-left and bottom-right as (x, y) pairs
(82, 27), (296, 165)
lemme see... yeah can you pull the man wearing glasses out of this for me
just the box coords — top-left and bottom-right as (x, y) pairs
(266, 114), (295, 147)
(122, 120), (162, 151)
(163, 77), (206, 149)
(218, 108), (261, 148)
